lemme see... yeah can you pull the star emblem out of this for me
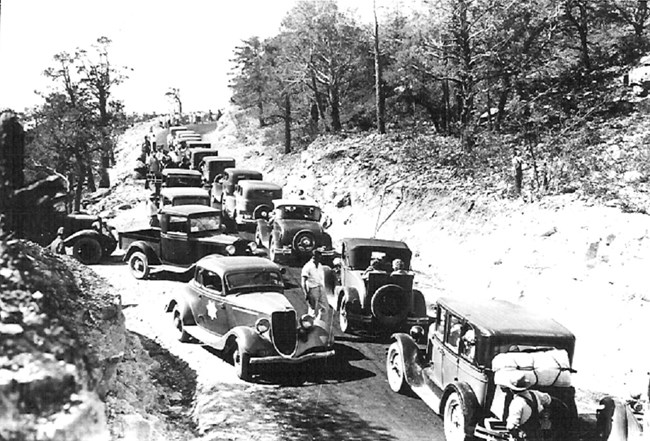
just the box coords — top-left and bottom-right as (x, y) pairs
(206, 300), (218, 320)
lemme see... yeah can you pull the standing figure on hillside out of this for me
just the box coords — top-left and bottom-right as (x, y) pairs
(301, 250), (328, 321)
(512, 148), (524, 197)
(47, 227), (66, 254)
(147, 194), (160, 227)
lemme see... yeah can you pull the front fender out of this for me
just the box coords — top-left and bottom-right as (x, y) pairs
(441, 381), (479, 427)
(63, 229), (101, 247)
(390, 333), (425, 389)
(596, 396), (642, 441)
(165, 293), (196, 327)
(223, 326), (268, 354)
(339, 287), (361, 311)
(124, 241), (161, 264)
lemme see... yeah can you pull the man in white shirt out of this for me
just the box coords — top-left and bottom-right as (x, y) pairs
(301, 250), (328, 321)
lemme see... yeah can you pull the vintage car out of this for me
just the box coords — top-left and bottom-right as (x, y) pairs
(329, 238), (430, 334)
(386, 296), (579, 441)
(158, 168), (203, 188)
(624, 55), (650, 96)
(61, 213), (118, 265)
(211, 168), (263, 208)
(187, 147), (219, 170)
(255, 199), (336, 264)
(119, 205), (256, 279)
(158, 187), (210, 209)
(223, 180), (283, 226)
(165, 255), (336, 380)
(200, 156), (236, 191)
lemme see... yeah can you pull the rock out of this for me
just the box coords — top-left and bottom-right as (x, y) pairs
(541, 227), (557, 237)
(0, 323), (24, 335)
(623, 170), (643, 183)
(118, 204), (132, 210)
(335, 193), (351, 208)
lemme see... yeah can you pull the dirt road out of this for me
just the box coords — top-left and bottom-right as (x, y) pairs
(92, 254), (444, 441)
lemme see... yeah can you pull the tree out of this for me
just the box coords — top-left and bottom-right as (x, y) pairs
(374, 0), (386, 134)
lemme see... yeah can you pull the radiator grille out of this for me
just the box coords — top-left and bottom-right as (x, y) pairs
(271, 310), (296, 356)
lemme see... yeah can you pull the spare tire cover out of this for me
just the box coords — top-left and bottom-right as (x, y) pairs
(371, 284), (409, 327)
(253, 204), (272, 220)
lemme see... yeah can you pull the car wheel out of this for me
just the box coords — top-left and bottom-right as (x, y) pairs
(173, 308), (191, 343)
(269, 238), (281, 264)
(293, 230), (316, 255)
(128, 251), (150, 280)
(443, 392), (471, 441)
(339, 299), (352, 334)
(72, 237), (103, 265)
(386, 342), (409, 394)
(371, 284), (409, 328)
(232, 342), (251, 381)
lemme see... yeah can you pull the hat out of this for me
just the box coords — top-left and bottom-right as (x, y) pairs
(507, 374), (532, 392)
(57, 227), (65, 235)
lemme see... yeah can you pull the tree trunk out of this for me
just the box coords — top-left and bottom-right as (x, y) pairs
(374, 2), (386, 134)
(329, 85), (342, 132)
(310, 69), (327, 131)
(284, 94), (291, 154)
(86, 161), (96, 192)
(0, 111), (25, 235)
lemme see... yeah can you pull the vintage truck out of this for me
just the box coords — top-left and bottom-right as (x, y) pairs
(119, 205), (257, 279)
(61, 213), (118, 265)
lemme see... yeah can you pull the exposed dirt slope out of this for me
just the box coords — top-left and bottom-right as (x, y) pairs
(203, 105), (650, 407)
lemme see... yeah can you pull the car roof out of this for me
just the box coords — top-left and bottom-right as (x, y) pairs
(160, 204), (219, 216)
(203, 156), (235, 163)
(225, 167), (262, 175)
(197, 255), (280, 273)
(159, 187), (209, 198)
(239, 180), (282, 190)
(342, 237), (410, 251)
(187, 142), (212, 147)
(437, 296), (575, 339)
(188, 147), (218, 155)
(273, 198), (319, 208)
(161, 168), (202, 177)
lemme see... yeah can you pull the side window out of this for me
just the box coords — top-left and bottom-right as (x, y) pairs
(167, 215), (187, 233)
(200, 269), (223, 292)
(434, 307), (447, 341)
(460, 325), (477, 363)
(446, 315), (463, 352)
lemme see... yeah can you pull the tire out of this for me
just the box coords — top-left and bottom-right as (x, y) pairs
(269, 238), (281, 264)
(128, 251), (150, 279)
(292, 230), (316, 255)
(339, 299), (352, 334)
(371, 284), (410, 328)
(443, 392), (471, 441)
(253, 204), (271, 220)
(232, 342), (251, 381)
(72, 237), (103, 265)
(102, 235), (118, 257)
(386, 342), (409, 394)
(173, 308), (191, 343)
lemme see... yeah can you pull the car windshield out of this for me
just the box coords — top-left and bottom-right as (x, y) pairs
(225, 270), (284, 292)
(249, 189), (282, 199)
(167, 176), (202, 187)
(174, 197), (209, 206)
(277, 205), (321, 221)
(189, 215), (221, 233)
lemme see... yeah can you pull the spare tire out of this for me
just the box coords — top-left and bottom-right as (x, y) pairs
(292, 230), (316, 255)
(371, 284), (409, 328)
(72, 237), (103, 265)
(253, 204), (272, 220)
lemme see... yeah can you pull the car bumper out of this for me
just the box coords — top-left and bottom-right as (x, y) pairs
(249, 348), (335, 365)
(347, 313), (432, 328)
(274, 247), (337, 256)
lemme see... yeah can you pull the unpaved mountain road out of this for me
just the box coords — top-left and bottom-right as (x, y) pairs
(92, 252), (443, 441)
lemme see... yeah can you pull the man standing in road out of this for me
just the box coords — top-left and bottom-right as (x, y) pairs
(301, 250), (328, 321)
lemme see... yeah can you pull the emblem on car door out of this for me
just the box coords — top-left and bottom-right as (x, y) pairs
(207, 300), (218, 320)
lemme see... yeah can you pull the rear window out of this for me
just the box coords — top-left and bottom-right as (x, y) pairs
(249, 189), (281, 199)
(174, 197), (209, 206)
(189, 215), (221, 233)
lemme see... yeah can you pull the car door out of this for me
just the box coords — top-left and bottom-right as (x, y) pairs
(441, 313), (462, 387)
(161, 214), (192, 265)
(431, 306), (447, 389)
(193, 268), (229, 336)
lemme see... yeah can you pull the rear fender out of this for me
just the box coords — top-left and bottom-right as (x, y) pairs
(596, 396), (642, 441)
(124, 241), (161, 265)
(441, 381), (479, 427)
(63, 229), (101, 247)
(390, 333), (425, 388)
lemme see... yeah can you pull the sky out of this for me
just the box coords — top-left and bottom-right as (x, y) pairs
(0, 0), (390, 115)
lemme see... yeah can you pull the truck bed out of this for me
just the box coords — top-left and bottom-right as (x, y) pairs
(118, 228), (161, 251)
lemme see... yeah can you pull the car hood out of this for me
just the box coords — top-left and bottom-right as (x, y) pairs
(233, 291), (296, 316)
(277, 219), (322, 235)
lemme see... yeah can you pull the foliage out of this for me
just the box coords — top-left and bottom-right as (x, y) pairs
(26, 37), (129, 210)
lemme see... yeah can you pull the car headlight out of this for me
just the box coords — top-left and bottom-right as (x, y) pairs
(255, 318), (270, 334)
(226, 245), (236, 255)
(300, 314), (314, 330)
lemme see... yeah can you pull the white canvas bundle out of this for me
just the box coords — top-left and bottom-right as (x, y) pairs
(492, 349), (572, 388)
